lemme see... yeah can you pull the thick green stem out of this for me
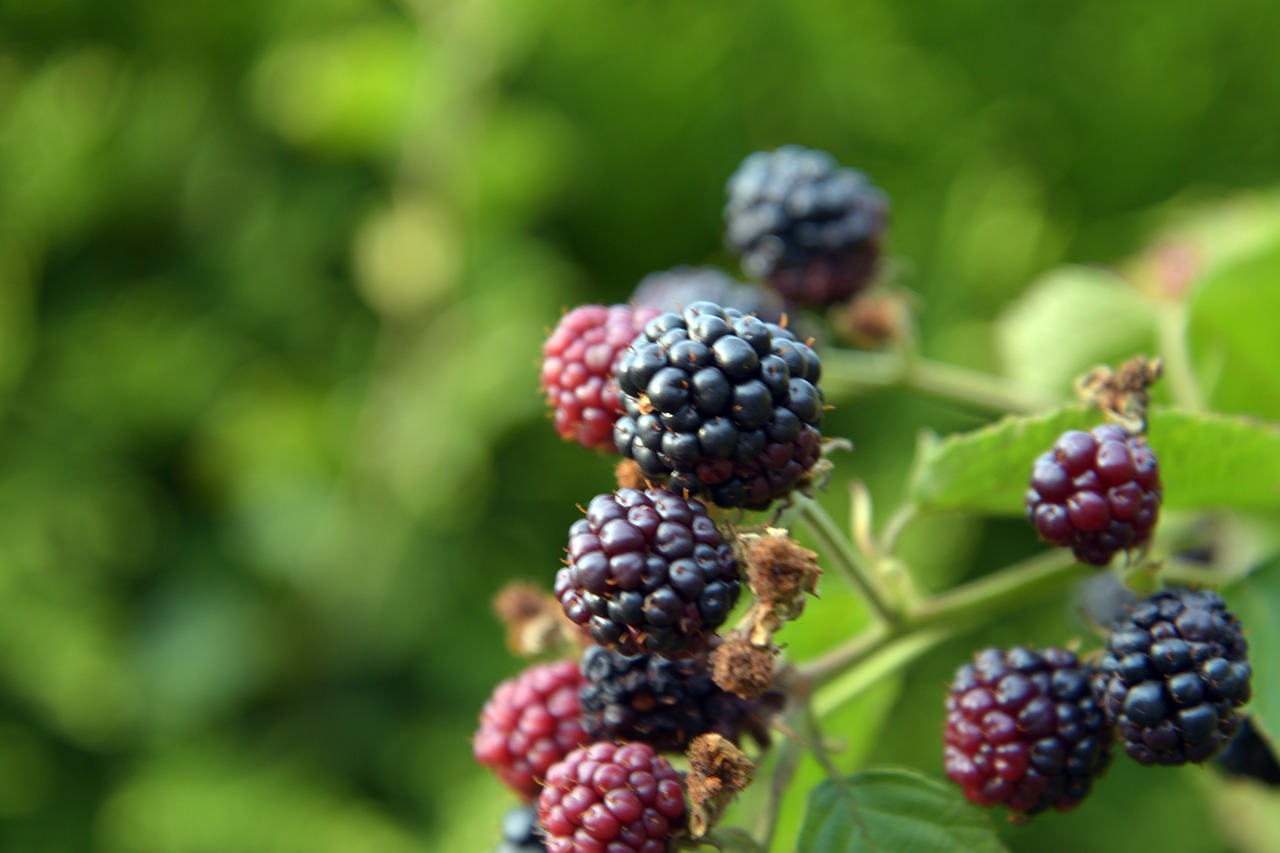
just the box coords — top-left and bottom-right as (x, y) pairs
(821, 348), (1058, 414)
(794, 494), (900, 625)
(812, 627), (955, 718)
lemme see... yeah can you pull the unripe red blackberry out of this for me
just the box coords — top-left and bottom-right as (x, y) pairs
(725, 145), (888, 305)
(631, 266), (785, 324)
(1025, 424), (1162, 566)
(578, 646), (770, 753)
(542, 304), (662, 451)
(538, 741), (686, 853)
(613, 301), (824, 510)
(474, 660), (591, 801)
(1096, 588), (1251, 766)
(555, 488), (740, 660)
(944, 646), (1113, 816)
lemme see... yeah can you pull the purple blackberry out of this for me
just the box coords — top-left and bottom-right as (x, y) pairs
(725, 145), (888, 305)
(1025, 424), (1162, 566)
(613, 301), (824, 510)
(578, 646), (769, 753)
(555, 488), (740, 660)
(944, 646), (1113, 816)
(1096, 588), (1251, 766)
(631, 266), (785, 324)
(498, 805), (548, 853)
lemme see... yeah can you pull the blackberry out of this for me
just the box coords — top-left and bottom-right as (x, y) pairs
(498, 805), (548, 853)
(944, 646), (1112, 816)
(613, 301), (824, 510)
(578, 646), (769, 753)
(538, 741), (686, 853)
(725, 145), (888, 305)
(542, 304), (662, 451)
(1025, 424), (1162, 566)
(631, 266), (785, 324)
(1096, 588), (1251, 766)
(474, 660), (591, 801)
(1214, 716), (1280, 786)
(555, 488), (740, 659)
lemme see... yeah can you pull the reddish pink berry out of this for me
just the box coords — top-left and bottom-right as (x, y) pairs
(542, 304), (662, 451)
(474, 661), (590, 801)
(538, 741), (686, 853)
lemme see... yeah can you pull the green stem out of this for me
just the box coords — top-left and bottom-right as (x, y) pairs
(812, 627), (955, 717)
(794, 494), (900, 625)
(821, 348), (1058, 414)
(755, 718), (805, 850)
(907, 549), (1091, 633)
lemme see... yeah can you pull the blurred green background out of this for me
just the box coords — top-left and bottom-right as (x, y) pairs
(1, 0), (1279, 850)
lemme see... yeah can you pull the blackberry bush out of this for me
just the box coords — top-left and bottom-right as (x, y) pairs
(1025, 423), (1162, 566)
(1096, 588), (1251, 766)
(944, 646), (1113, 815)
(725, 145), (888, 305)
(613, 301), (825, 510)
(470, 150), (1278, 853)
(555, 487), (740, 659)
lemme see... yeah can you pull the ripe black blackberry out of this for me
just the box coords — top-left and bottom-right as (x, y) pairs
(538, 741), (686, 853)
(555, 488), (740, 659)
(631, 266), (785, 324)
(613, 301), (824, 510)
(725, 145), (888, 305)
(578, 646), (770, 753)
(1025, 424), (1162, 566)
(497, 805), (547, 853)
(1096, 588), (1251, 766)
(944, 646), (1112, 816)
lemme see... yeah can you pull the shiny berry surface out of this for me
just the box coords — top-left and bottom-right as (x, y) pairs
(474, 661), (591, 801)
(556, 488), (739, 659)
(1025, 424), (1162, 565)
(944, 646), (1112, 815)
(542, 304), (662, 451)
(537, 741), (686, 853)
(1097, 588), (1251, 766)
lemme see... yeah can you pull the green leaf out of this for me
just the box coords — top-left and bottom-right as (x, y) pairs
(796, 768), (1008, 853)
(705, 827), (765, 852)
(908, 407), (1280, 516)
(1225, 555), (1280, 746)
(994, 266), (1157, 394)
(1188, 240), (1280, 421)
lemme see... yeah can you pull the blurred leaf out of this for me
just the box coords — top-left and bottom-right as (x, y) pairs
(908, 407), (1280, 516)
(797, 768), (1007, 853)
(994, 266), (1157, 394)
(1224, 555), (1280, 747)
(1188, 239), (1280, 420)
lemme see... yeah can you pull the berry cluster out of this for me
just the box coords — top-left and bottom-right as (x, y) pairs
(1095, 588), (1251, 765)
(944, 646), (1112, 815)
(1025, 424), (1162, 566)
(614, 302), (825, 510)
(556, 488), (740, 659)
(724, 145), (888, 305)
